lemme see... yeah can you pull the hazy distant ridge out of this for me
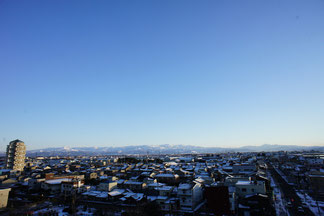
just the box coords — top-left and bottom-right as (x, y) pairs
(23, 144), (324, 156)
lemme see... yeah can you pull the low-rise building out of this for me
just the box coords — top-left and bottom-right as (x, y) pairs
(177, 181), (204, 212)
(97, 180), (117, 192)
(123, 181), (146, 192)
(61, 178), (85, 195)
(235, 180), (266, 198)
(233, 164), (256, 174)
(0, 188), (11, 208)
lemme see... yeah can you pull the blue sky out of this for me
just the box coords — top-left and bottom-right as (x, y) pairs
(0, 0), (324, 150)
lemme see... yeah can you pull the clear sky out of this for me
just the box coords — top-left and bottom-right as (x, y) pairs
(1, 0), (324, 151)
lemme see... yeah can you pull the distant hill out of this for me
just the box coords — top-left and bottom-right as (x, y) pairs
(22, 144), (324, 156)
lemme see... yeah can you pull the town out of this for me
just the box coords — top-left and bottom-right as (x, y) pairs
(2, 0), (323, 215)
(0, 140), (323, 215)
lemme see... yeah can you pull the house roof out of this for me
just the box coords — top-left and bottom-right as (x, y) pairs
(236, 180), (251, 186)
(155, 173), (175, 178)
(124, 181), (143, 185)
(108, 189), (125, 197)
(45, 178), (72, 185)
(178, 183), (191, 190)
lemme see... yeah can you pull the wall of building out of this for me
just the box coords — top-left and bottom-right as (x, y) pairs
(0, 188), (11, 208)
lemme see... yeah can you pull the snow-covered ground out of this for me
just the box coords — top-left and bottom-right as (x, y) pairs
(273, 167), (324, 216)
(296, 191), (324, 216)
(269, 172), (290, 216)
(32, 205), (96, 216)
(32, 206), (69, 216)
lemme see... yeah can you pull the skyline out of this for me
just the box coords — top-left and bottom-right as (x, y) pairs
(2, 140), (324, 152)
(1, 140), (324, 153)
(1, 0), (324, 151)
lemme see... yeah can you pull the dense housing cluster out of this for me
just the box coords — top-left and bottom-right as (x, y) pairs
(0, 143), (323, 215)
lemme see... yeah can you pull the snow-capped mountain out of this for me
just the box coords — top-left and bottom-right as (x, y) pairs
(24, 144), (324, 156)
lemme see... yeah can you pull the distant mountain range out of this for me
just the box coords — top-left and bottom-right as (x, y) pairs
(0, 144), (322, 157)
(15, 144), (324, 156)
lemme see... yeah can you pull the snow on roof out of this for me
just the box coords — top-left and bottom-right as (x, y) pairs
(309, 174), (324, 178)
(122, 192), (144, 201)
(141, 172), (150, 175)
(117, 179), (125, 184)
(178, 183), (191, 190)
(155, 186), (173, 191)
(222, 166), (233, 170)
(236, 180), (251, 185)
(194, 178), (205, 183)
(157, 196), (168, 200)
(82, 190), (107, 198)
(96, 193), (108, 198)
(147, 182), (165, 187)
(108, 189), (125, 197)
(147, 196), (157, 201)
(130, 176), (139, 180)
(179, 157), (193, 161)
(124, 181), (143, 185)
(124, 192), (136, 198)
(132, 193), (144, 201)
(245, 194), (268, 199)
(45, 178), (72, 185)
(155, 173), (175, 178)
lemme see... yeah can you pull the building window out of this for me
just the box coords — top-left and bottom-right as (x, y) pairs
(242, 188), (247, 192)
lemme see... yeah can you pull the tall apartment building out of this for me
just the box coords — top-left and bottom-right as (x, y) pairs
(5, 139), (26, 171)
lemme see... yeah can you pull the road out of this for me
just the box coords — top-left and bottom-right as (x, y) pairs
(268, 163), (315, 216)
